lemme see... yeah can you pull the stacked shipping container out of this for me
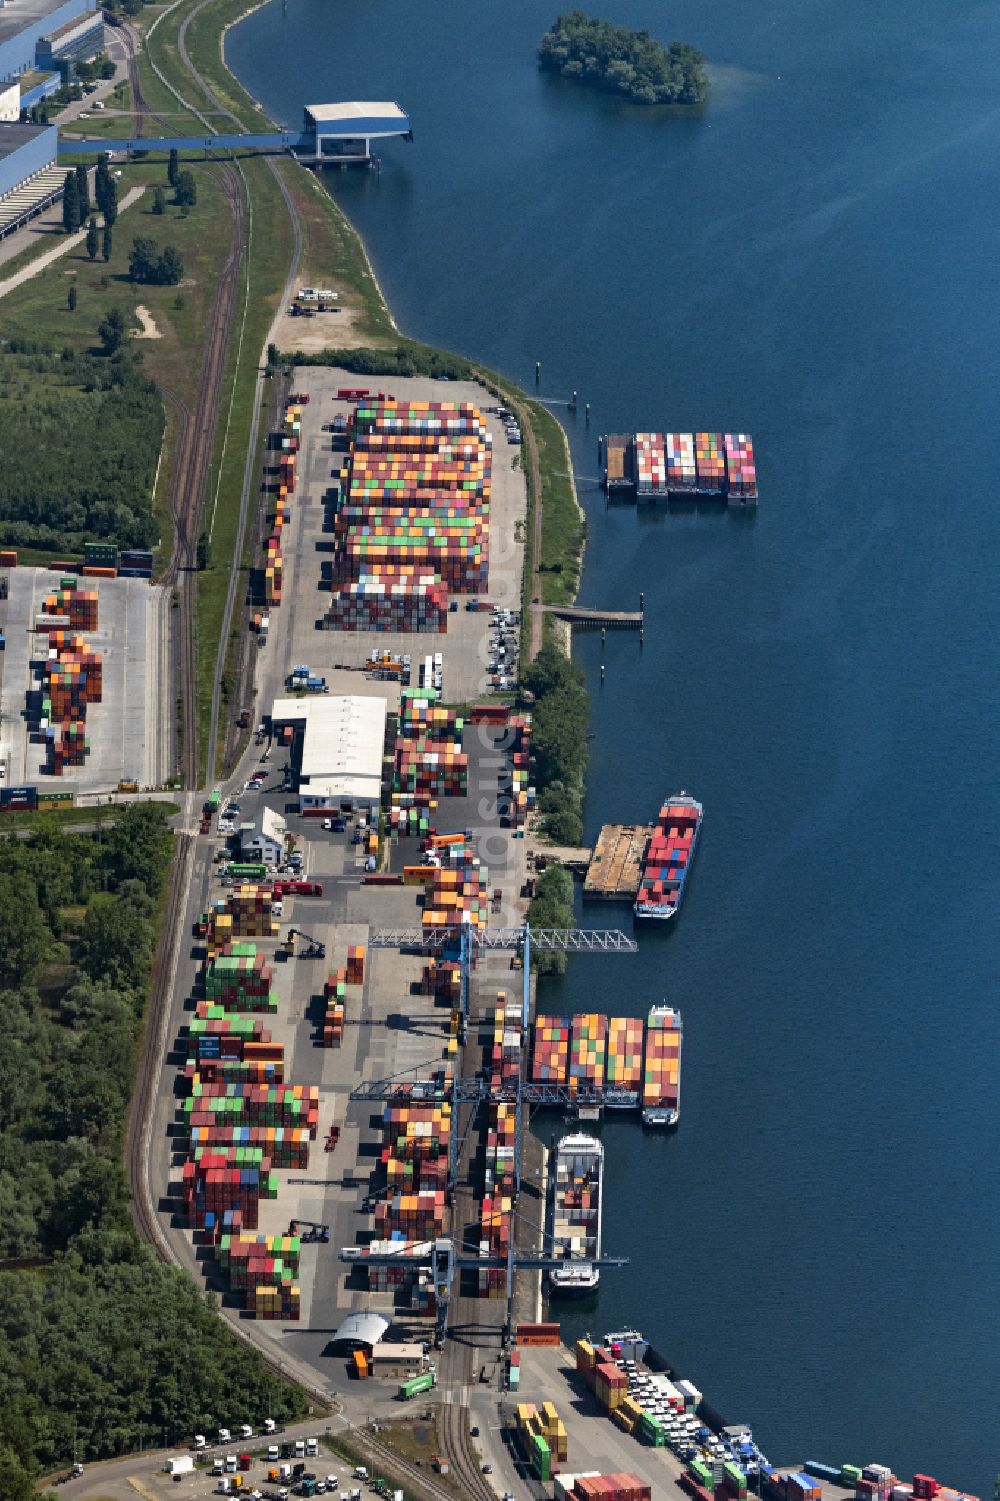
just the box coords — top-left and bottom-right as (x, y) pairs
(634, 433), (666, 496)
(326, 399), (493, 631)
(723, 433), (757, 501)
(569, 1013), (608, 1094)
(605, 1016), (644, 1098)
(532, 1015), (571, 1083)
(666, 433), (697, 492)
(322, 967), (346, 1047)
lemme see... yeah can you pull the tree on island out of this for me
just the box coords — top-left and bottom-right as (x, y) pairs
(538, 10), (709, 106)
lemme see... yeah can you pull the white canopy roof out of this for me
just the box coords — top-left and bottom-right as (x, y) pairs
(331, 1311), (390, 1347)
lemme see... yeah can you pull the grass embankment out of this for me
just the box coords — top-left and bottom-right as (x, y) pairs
(0, 801), (179, 835)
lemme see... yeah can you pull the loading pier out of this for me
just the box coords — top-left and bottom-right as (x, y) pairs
(543, 604), (643, 630)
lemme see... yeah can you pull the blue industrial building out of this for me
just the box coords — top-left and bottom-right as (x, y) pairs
(0, 0), (99, 83)
(0, 121), (57, 198)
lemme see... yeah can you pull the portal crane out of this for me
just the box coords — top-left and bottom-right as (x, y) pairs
(350, 919), (638, 1341)
(341, 1234), (628, 1349)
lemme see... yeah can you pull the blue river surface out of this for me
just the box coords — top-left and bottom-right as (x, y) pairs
(228, 0), (1000, 1488)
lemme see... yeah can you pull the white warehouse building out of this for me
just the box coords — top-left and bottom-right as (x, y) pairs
(271, 694), (387, 815)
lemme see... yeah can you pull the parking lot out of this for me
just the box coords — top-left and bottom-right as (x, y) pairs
(467, 1344), (692, 1501)
(0, 566), (169, 791)
(252, 368), (527, 711)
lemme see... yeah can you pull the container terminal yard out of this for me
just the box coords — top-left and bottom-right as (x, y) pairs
(51, 374), (972, 1501)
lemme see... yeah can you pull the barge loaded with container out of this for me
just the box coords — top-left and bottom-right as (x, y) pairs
(600, 431), (757, 503)
(547, 1132), (604, 1295)
(642, 1005), (682, 1127)
(634, 793), (703, 922)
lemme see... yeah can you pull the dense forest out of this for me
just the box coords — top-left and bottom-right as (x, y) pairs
(0, 345), (162, 552)
(538, 11), (709, 106)
(0, 808), (305, 1494)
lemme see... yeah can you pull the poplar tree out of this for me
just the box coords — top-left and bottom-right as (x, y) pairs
(62, 172), (80, 234)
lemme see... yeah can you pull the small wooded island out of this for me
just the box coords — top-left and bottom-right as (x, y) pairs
(538, 11), (709, 106)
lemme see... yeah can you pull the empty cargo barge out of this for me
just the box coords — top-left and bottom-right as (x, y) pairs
(600, 431), (757, 503)
(583, 823), (649, 901)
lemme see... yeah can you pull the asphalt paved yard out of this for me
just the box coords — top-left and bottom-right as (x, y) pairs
(0, 567), (165, 791)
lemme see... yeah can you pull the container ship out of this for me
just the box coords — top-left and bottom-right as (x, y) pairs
(642, 1005), (682, 1127)
(634, 794), (703, 922)
(547, 1133), (603, 1295)
(600, 431), (757, 504)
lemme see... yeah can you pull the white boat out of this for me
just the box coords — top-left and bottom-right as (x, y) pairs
(547, 1133), (603, 1295)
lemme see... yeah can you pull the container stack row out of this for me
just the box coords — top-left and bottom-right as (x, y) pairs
(373, 1189), (447, 1240)
(395, 738), (469, 798)
(217, 1231), (301, 1319)
(419, 956), (462, 1006)
(180, 930), (317, 1318)
(42, 579), (99, 630)
(203, 944), (279, 1013)
(82, 541), (119, 578)
(35, 587), (103, 775)
(188, 1010), (282, 1063)
(184, 1082), (319, 1134)
(358, 1236), (435, 1299)
(479, 994), (521, 1297)
(189, 1125), (310, 1168)
(204, 884), (280, 953)
(325, 398), (492, 631)
(381, 1101), (451, 1196)
(515, 1402), (568, 1482)
(401, 698), (465, 741)
(325, 568), (449, 633)
(322, 967), (346, 1047)
(566, 1477), (653, 1501)
(506, 712), (533, 828)
(420, 850), (490, 934)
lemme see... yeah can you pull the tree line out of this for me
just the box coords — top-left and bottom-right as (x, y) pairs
(0, 808), (306, 1496)
(521, 642), (589, 847)
(538, 11), (709, 106)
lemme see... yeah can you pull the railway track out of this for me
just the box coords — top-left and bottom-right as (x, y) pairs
(173, 0), (307, 780)
(125, 828), (192, 1264)
(439, 1398), (497, 1501)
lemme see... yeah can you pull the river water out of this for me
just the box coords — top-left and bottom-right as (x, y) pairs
(229, 1), (1000, 1488)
